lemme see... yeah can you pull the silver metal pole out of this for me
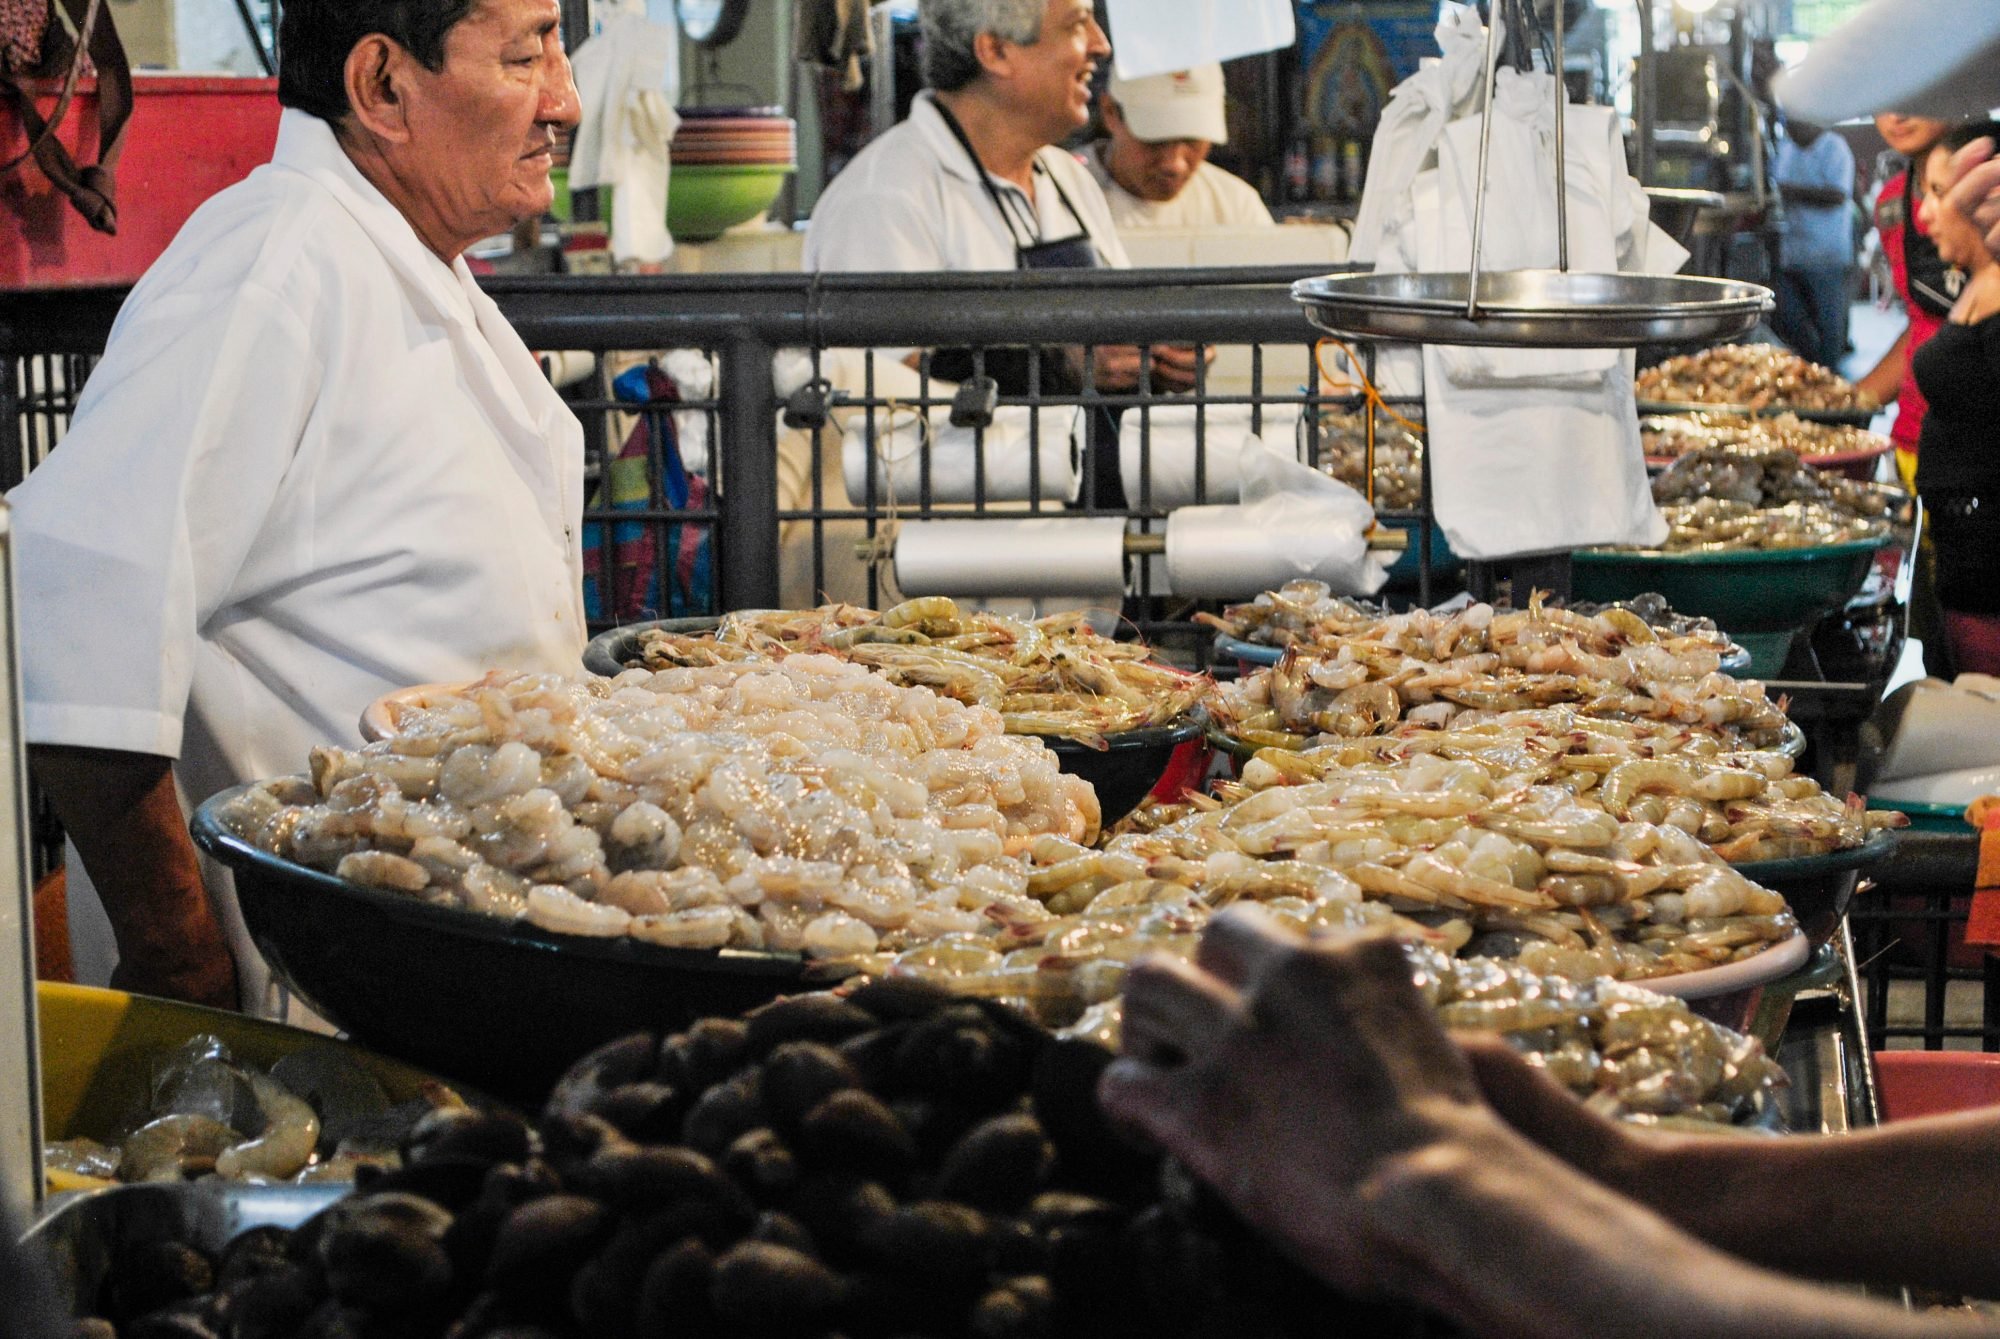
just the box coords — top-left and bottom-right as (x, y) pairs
(0, 504), (42, 1218)
(1553, 0), (1568, 272)
(1465, 0), (1506, 319)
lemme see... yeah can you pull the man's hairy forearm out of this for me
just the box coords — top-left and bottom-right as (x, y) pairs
(1606, 1114), (2000, 1298)
(30, 744), (238, 1008)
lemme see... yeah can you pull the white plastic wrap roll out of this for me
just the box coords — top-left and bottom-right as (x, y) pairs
(1162, 445), (1389, 599)
(893, 518), (1129, 600)
(842, 404), (1082, 505)
(1118, 404), (1274, 511)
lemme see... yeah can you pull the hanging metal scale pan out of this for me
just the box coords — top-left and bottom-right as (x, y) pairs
(1291, 270), (1773, 348)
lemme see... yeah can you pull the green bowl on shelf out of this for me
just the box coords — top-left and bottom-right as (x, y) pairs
(1570, 537), (1888, 640)
(548, 167), (611, 226)
(668, 163), (791, 241)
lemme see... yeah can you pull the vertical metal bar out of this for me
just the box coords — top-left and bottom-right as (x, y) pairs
(0, 358), (20, 492)
(1635, 0), (1657, 185)
(1465, 0), (1506, 319)
(717, 337), (780, 611)
(0, 504), (44, 1216)
(1553, 0), (1568, 273)
(1839, 919), (1886, 1126)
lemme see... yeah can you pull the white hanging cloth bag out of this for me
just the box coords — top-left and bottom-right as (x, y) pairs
(1391, 57), (1682, 560)
(1102, 0), (1294, 80)
(568, 10), (680, 264)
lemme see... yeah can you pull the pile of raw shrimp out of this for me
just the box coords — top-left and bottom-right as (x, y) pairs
(218, 661), (1100, 958)
(1640, 411), (1889, 464)
(1207, 588), (1792, 751)
(629, 599), (1210, 747)
(1061, 940), (1786, 1127)
(1635, 344), (1876, 412)
(1636, 446), (1902, 553)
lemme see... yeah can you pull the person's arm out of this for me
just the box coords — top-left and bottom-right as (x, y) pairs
(1102, 909), (2000, 1339)
(1780, 181), (1852, 207)
(1462, 1036), (2000, 1300)
(30, 746), (237, 1009)
(1855, 322), (1911, 404)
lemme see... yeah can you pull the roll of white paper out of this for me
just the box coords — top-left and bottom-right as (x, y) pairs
(1165, 503), (1381, 599)
(842, 404), (1081, 506)
(1119, 404), (1266, 511)
(893, 518), (1129, 600)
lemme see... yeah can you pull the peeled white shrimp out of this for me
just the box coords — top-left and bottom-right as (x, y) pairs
(216, 1073), (319, 1180)
(524, 883), (629, 936)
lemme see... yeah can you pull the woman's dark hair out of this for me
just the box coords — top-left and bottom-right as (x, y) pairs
(1939, 120), (2000, 157)
(278, 0), (484, 124)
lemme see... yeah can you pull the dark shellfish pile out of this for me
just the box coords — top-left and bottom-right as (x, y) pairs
(70, 983), (1423, 1339)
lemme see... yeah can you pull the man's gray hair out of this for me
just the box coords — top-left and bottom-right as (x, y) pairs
(920, 0), (1047, 92)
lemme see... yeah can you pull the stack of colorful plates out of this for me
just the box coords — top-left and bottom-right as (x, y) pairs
(672, 105), (797, 168)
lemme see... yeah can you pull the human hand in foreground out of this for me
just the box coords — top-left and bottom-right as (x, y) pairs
(1100, 908), (1996, 1339)
(1091, 343), (1215, 393)
(1097, 907), (1493, 1297)
(1945, 136), (2000, 262)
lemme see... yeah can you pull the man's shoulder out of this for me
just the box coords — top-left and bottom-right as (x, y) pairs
(126, 167), (374, 325)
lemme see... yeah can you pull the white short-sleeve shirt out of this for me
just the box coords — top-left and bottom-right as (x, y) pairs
(804, 91), (1130, 274)
(9, 109), (588, 1016)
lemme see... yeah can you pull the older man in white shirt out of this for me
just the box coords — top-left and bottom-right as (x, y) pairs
(1087, 64), (1274, 233)
(9, 0), (586, 1016)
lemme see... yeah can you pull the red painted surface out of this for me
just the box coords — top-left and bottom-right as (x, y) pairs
(1, 75), (280, 289)
(1874, 1051), (2000, 1121)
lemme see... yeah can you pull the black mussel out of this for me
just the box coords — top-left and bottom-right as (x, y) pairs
(403, 1109), (538, 1170)
(834, 1025), (909, 1090)
(353, 1155), (490, 1213)
(566, 1212), (691, 1338)
(105, 1241), (215, 1325)
(890, 1007), (1029, 1111)
(214, 1226), (294, 1290)
(933, 1113), (1054, 1213)
(1029, 1040), (1156, 1200)
(724, 1128), (800, 1201)
(1024, 1192), (1123, 1235)
(69, 1319), (117, 1339)
(680, 1074), (768, 1158)
(857, 1201), (990, 1293)
(317, 1191), (456, 1313)
(970, 1275), (1056, 1339)
(709, 1242), (846, 1334)
(484, 1195), (610, 1308)
(799, 1090), (917, 1187)
(759, 1043), (862, 1131)
(988, 1217), (1045, 1276)
(123, 1300), (221, 1339)
(784, 1175), (897, 1266)
(1122, 1204), (1226, 1325)
(746, 1209), (817, 1257)
(545, 1034), (659, 1122)
(656, 1019), (749, 1093)
(587, 1083), (684, 1143)
(569, 1145), (753, 1227)
(222, 1264), (324, 1339)
(744, 995), (877, 1059)
(888, 1099), (981, 1167)
(841, 976), (957, 1023)
(536, 1112), (624, 1173)
(632, 1237), (717, 1339)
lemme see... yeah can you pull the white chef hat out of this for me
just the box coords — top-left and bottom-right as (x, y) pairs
(1776, 0), (2000, 123)
(1108, 64), (1229, 145)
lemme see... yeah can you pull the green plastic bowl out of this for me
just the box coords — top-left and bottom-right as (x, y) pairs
(1570, 537), (1888, 634)
(668, 164), (791, 241)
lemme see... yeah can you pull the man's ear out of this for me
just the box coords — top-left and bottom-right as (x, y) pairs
(345, 34), (416, 144)
(972, 30), (1013, 83)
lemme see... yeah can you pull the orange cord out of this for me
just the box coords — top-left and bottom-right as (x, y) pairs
(1313, 337), (1426, 527)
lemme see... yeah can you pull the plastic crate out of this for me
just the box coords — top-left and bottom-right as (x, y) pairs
(1873, 1051), (2000, 1121)
(1, 74), (279, 289)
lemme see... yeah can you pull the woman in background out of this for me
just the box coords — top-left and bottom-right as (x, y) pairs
(1858, 112), (1957, 676)
(1912, 120), (2000, 675)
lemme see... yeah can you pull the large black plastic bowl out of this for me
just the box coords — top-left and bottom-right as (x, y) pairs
(581, 615), (723, 677)
(1734, 827), (1899, 949)
(1037, 714), (1207, 827)
(192, 788), (810, 1105)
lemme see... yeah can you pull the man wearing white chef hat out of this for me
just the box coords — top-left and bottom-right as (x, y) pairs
(1086, 64), (1273, 233)
(8, 0), (587, 1018)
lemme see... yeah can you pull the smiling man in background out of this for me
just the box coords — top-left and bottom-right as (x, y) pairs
(1087, 64), (1274, 233)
